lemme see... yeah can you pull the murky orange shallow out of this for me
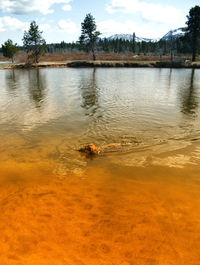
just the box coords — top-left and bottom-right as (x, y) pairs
(0, 157), (200, 265)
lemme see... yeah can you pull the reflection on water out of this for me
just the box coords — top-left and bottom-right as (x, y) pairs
(0, 68), (200, 264)
(27, 69), (47, 109)
(180, 69), (199, 117)
(167, 68), (172, 90)
(80, 68), (100, 116)
(5, 69), (47, 109)
(5, 69), (19, 92)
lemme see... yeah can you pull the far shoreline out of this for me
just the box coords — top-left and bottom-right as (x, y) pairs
(1, 60), (200, 69)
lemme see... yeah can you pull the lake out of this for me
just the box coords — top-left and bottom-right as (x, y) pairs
(0, 68), (200, 264)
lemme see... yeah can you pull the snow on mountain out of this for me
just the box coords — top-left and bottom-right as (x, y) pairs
(106, 28), (186, 43)
(107, 34), (155, 42)
(160, 28), (185, 41)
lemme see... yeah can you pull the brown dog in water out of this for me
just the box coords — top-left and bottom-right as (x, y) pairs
(78, 143), (122, 156)
(78, 144), (100, 155)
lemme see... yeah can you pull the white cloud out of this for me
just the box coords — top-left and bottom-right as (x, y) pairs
(106, 0), (183, 25)
(0, 16), (50, 35)
(98, 19), (167, 39)
(98, 20), (138, 35)
(62, 4), (72, 11)
(40, 23), (51, 31)
(0, 0), (72, 15)
(0, 16), (29, 32)
(57, 19), (77, 34)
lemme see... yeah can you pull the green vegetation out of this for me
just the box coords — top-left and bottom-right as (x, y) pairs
(2, 39), (18, 63)
(22, 21), (46, 63)
(67, 61), (153, 68)
(132, 33), (136, 54)
(79, 13), (101, 60)
(45, 37), (191, 56)
(185, 6), (200, 61)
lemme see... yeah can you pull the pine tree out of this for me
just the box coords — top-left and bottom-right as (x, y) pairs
(185, 6), (200, 61)
(23, 21), (46, 63)
(79, 14), (101, 60)
(132, 33), (136, 53)
(2, 39), (18, 63)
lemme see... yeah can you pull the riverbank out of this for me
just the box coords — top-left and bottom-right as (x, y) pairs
(1, 60), (200, 69)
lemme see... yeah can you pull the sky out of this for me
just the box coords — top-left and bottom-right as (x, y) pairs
(0, 0), (199, 45)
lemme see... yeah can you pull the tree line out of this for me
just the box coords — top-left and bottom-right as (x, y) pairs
(1, 5), (200, 62)
(47, 37), (193, 55)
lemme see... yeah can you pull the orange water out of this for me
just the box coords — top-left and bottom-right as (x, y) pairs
(0, 68), (200, 264)
(1, 159), (200, 265)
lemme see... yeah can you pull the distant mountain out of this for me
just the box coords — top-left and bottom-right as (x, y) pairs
(107, 34), (155, 42)
(106, 28), (186, 43)
(160, 28), (185, 41)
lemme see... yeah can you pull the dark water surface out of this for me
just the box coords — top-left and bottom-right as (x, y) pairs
(0, 68), (200, 265)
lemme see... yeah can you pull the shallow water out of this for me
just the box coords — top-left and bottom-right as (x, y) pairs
(0, 68), (200, 264)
